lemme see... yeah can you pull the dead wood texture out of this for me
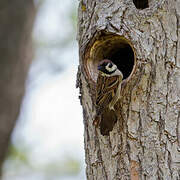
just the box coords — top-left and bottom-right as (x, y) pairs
(77, 0), (180, 179)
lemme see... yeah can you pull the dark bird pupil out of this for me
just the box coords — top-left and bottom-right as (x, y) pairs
(109, 63), (112, 68)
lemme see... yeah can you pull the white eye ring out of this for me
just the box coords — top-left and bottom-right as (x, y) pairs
(106, 63), (117, 72)
(108, 63), (113, 68)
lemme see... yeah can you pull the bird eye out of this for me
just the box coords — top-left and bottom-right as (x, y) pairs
(108, 63), (113, 68)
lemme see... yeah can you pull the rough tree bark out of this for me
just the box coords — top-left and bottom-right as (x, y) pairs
(77, 0), (180, 179)
(0, 0), (35, 173)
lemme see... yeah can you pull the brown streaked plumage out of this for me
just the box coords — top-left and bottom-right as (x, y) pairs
(93, 59), (123, 135)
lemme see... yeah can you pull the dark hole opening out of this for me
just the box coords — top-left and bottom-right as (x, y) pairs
(106, 45), (134, 80)
(133, 0), (149, 9)
(86, 35), (135, 83)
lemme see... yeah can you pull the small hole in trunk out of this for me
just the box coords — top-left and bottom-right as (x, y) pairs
(85, 35), (136, 83)
(133, 0), (149, 9)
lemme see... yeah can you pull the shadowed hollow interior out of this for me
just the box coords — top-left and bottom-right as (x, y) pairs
(86, 36), (135, 82)
(133, 0), (149, 9)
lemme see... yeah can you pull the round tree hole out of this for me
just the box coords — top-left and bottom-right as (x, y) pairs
(85, 35), (136, 83)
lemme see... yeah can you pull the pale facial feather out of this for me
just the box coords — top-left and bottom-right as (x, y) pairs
(100, 68), (123, 77)
(111, 69), (123, 77)
(105, 63), (117, 72)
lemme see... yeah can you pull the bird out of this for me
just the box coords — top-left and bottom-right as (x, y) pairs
(93, 59), (123, 135)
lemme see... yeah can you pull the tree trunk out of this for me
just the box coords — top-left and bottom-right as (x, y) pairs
(0, 0), (35, 172)
(77, 0), (180, 179)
